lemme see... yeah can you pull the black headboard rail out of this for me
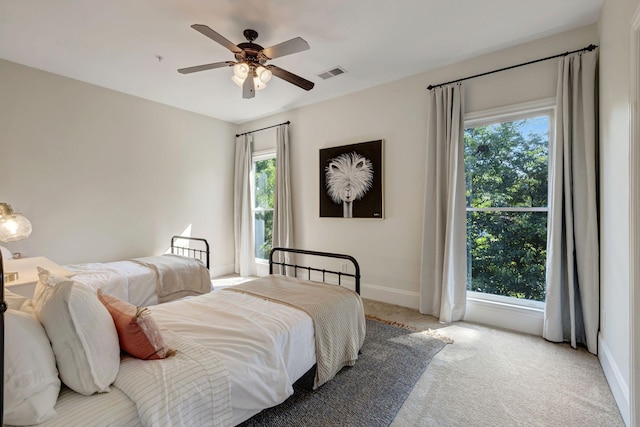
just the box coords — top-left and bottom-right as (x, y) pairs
(170, 236), (210, 269)
(269, 247), (361, 294)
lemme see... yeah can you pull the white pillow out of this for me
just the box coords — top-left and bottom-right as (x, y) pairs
(4, 309), (60, 425)
(32, 267), (120, 395)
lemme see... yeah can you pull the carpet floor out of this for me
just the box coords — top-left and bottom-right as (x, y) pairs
(239, 318), (449, 427)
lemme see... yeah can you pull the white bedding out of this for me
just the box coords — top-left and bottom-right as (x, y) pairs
(35, 288), (315, 427)
(65, 257), (212, 307)
(150, 290), (316, 425)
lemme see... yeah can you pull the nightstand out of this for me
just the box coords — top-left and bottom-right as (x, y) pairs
(4, 257), (74, 298)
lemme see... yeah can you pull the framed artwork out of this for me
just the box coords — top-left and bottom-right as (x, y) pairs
(319, 139), (384, 218)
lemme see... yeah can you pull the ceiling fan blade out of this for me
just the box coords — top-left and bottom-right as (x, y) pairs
(191, 24), (242, 53)
(178, 61), (234, 74)
(261, 37), (310, 59)
(243, 75), (255, 99)
(267, 65), (315, 91)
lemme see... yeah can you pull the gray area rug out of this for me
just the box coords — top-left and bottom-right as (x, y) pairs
(239, 318), (448, 427)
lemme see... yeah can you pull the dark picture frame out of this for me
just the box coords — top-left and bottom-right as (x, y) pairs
(319, 139), (384, 218)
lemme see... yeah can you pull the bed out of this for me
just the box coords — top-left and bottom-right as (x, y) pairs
(63, 236), (211, 306)
(4, 247), (366, 427)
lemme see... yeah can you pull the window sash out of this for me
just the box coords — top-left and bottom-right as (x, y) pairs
(464, 100), (553, 306)
(252, 151), (276, 261)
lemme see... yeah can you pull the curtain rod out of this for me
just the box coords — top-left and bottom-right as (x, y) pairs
(236, 121), (290, 137)
(426, 44), (598, 90)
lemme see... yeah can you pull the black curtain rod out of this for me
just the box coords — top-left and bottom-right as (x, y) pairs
(427, 44), (598, 90)
(236, 121), (290, 137)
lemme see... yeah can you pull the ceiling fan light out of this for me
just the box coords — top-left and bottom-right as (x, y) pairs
(231, 75), (245, 87)
(253, 77), (267, 91)
(257, 67), (272, 84)
(233, 62), (249, 79)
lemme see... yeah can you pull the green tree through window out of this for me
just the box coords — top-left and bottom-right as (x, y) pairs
(465, 114), (549, 302)
(254, 156), (276, 260)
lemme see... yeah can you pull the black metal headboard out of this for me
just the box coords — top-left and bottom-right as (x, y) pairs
(170, 236), (210, 269)
(269, 247), (361, 294)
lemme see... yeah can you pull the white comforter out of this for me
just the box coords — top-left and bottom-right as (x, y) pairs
(150, 290), (316, 425)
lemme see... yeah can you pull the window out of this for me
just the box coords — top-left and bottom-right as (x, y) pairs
(252, 151), (276, 261)
(464, 104), (552, 305)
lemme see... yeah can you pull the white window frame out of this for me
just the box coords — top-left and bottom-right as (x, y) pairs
(252, 149), (276, 263)
(464, 98), (555, 311)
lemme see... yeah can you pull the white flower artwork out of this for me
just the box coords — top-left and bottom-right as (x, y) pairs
(319, 140), (384, 219)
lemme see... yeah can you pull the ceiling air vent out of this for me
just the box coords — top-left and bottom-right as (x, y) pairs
(318, 66), (347, 80)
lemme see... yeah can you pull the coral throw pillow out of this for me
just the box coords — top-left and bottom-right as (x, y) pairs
(97, 290), (175, 360)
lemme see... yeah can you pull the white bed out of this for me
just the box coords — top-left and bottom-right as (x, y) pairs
(3, 236), (212, 306)
(65, 256), (213, 307)
(64, 236), (213, 306)
(31, 290), (316, 426)
(4, 248), (365, 427)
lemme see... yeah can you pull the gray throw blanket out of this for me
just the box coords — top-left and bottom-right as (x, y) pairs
(224, 275), (366, 389)
(132, 255), (211, 303)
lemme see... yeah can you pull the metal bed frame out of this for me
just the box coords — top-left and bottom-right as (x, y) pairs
(170, 236), (210, 269)
(269, 247), (361, 295)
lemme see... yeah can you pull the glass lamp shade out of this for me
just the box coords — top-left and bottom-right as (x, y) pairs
(254, 77), (267, 91)
(231, 75), (245, 87)
(233, 63), (250, 79)
(255, 66), (272, 84)
(0, 203), (32, 242)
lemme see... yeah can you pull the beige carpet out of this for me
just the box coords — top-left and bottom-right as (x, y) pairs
(363, 299), (624, 427)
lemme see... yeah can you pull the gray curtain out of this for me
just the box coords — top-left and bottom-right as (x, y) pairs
(234, 134), (257, 277)
(273, 123), (294, 273)
(419, 84), (467, 323)
(544, 50), (599, 354)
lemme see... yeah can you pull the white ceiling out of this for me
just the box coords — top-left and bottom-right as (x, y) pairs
(0, 0), (603, 124)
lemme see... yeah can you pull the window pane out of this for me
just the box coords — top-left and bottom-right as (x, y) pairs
(466, 211), (547, 302)
(255, 209), (273, 260)
(255, 158), (276, 209)
(465, 116), (549, 208)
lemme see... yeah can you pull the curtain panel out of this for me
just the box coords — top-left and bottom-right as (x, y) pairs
(419, 84), (467, 323)
(234, 134), (257, 277)
(544, 50), (599, 354)
(273, 124), (295, 270)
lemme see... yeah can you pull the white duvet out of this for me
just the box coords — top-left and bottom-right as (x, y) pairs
(36, 287), (316, 426)
(150, 289), (316, 425)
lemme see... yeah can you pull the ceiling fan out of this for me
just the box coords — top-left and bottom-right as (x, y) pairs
(178, 24), (315, 99)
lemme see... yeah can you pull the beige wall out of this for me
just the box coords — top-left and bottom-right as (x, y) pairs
(0, 59), (236, 272)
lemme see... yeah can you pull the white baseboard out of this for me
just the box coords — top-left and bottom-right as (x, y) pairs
(599, 333), (630, 426)
(361, 282), (420, 309)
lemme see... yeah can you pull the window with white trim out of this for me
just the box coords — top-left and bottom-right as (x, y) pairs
(252, 150), (276, 261)
(464, 102), (553, 306)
